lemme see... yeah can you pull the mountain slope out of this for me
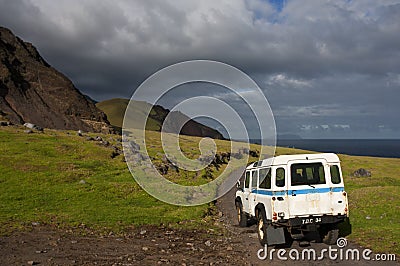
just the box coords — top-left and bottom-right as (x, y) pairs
(96, 98), (225, 139)
(0, 26), (110, 132)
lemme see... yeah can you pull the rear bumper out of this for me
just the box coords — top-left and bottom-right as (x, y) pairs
(274, 214), (347, 228)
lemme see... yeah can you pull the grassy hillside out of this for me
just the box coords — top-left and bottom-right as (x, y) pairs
(96, 98), (224, 139)
(0, 127), (217, 234)
(95, 98), (129, 128)
(96, 98), (161, 131)
(0, 126), (398, 255)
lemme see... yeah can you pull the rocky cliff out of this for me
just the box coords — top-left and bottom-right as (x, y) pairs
(0, 27), (111, 132)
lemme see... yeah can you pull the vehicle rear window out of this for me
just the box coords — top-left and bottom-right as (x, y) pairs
(330, 165), (341, 184)
(291, 163), (326, 186)
(259, 168), (271, 189)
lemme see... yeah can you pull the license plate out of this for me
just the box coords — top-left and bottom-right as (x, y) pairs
(302, 217), (322, 224)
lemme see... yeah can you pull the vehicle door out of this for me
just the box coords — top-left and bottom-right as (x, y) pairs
(242, 171), (252, 213)
(272, 167), (289, 220)
(247, 169), (259, 216)
(328, 164), (347, 216)
(287, 159), (329, 218)
(258, 167), (273, 220)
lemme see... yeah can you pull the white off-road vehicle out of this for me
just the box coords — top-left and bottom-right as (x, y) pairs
(235, 153), (349, 246)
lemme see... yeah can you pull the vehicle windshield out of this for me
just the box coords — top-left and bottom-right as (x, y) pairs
(290, 163), (326, 186)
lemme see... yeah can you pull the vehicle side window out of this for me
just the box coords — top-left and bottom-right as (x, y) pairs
(244, 171), (250, 188)
(259, 168), (271, 189)
(276, 168), (285, 187)
(330, 165), (341, 184)
(251, 170), (258, 189)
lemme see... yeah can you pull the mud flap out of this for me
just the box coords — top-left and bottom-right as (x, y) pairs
(266, 226), (286, 245)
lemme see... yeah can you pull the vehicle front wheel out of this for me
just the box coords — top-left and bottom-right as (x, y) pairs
(257, 209), (268, 246)
(236, 202), (247, 227)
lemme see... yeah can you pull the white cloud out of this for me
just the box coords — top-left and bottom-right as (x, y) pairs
(266, 74), (312, 88)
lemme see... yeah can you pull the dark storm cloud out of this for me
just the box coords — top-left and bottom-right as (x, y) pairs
(0, 0), (399, 138)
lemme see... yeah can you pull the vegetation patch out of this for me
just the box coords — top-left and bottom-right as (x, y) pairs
(0, 127), (399, 255)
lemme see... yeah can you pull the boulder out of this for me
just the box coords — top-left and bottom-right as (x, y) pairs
(24, 122), (43, 131)
(352, 168), (371, 177)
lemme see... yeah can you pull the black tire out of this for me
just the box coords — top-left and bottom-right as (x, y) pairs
(321, 226), (339, 245)
(235, 201), (247, 227)
(257, 209), (268, 246)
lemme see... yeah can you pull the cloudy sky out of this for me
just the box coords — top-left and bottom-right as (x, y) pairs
(0, 0), (399, 139)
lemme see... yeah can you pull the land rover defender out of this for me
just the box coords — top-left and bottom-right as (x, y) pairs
(235, 153), (348, 246)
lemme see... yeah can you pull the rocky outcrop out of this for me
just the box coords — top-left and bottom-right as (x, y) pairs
(352, 168), (371, 177)
(0, 26), (111, 132)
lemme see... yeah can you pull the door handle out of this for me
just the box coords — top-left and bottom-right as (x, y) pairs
(245, 198), (248, 200)
(292, 191), (296, 196)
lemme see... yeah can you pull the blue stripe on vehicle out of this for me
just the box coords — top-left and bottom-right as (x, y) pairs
(251, 187), (344, 196)
(331, 187), (344, 192)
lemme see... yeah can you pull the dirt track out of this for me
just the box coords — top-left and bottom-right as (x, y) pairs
(0, 188), (397, 265)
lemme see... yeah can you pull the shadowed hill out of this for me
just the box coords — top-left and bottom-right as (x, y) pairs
(96, 98), (225, 139)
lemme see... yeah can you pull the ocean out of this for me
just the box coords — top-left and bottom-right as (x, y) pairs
(276, 139), (400, 158)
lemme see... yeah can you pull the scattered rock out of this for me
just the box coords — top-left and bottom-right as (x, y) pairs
(352, 168), (371, 177)
(366, 216), (371, 220)
(142, 246), (149, 251)
(85, 136), (94, 141)
(24, 123), (43, 131)
(231, 152), (243, 160)
(24, 129), (33, 134)
(77, 130), (83, 136)
(94, 136), (102, 141)
(226, 246), (233, 251)
(35, 250), (46, 254)
(249, 149), (259, 157)
(31, 222), (40, 226)
(110, 146), (122, 158)
(140, 230), (147, 235)
(0, 121), (9, 126)
(156, 163), (169, 175)
(27, 261), (39, 265)
(129, 140), (140, 151)
(239, 148), (249, 155)
(99, 140), (109, 146)
(79, 180), (86, 185)
(71, 240), (78, 244)
(204, 240), (212, 247)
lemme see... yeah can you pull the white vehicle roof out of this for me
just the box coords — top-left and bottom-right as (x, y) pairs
(246, 153), (340, 169)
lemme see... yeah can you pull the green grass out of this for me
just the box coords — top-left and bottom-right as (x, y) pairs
(338, 154), (400, 254)
(0, 127), (209, 234)
(0, 127), (399, 255)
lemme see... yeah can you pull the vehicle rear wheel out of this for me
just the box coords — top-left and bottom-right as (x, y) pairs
(257, 209), (268, 246)
(321, 225), (339, 245)
(236, 202), (247, 227)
